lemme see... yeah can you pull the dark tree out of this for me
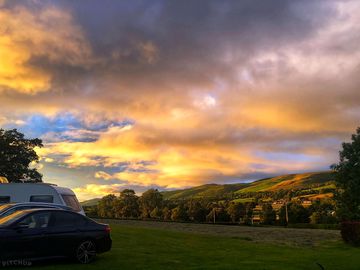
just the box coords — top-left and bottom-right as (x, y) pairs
(139, 189), (163, 218)
(244, 202), (256, 225)
(97, 194), (117, 218)
(260, 203), (276, 225)
(226, 202), (246, 223)
(279, 202), (309, 224)
(187, 200), (207, 222)
(0, 129), (43, 182)
(162, 207), (172, 221)
(309, 200), (337, 224)
(331, 127), (360, 221)
(118, 189), (140, 218)
(171, 204), (188, 221)
(150, 207), (162, 220)
(206, 206), (230, 223)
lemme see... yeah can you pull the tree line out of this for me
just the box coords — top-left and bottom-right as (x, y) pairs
(86, 188), (337, 226)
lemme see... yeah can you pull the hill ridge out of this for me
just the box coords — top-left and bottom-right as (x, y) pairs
(162, 171), (335, 200)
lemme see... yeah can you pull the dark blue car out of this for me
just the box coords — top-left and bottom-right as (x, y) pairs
(0, 209), (112, 264)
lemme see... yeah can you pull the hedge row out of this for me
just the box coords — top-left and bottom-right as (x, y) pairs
(341, 221), (360, 246)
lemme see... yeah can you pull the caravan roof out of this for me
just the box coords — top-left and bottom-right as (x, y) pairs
(0, 183), (84, 215)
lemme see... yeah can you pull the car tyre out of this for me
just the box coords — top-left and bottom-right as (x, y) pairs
(75, 240), (97, 264)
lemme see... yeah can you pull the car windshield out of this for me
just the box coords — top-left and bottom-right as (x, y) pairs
(0, 210), (29, 227)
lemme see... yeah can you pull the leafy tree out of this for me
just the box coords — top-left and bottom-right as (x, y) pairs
(309, 200), (337, 224)
(279, 202), (309, 224)
(260, 203), (276, 225)
(226, 202), (246, 223)
(139, 189), (163, 218)
(162, 207), (172, 221)
(112, 198), (123, 219)
(171, 205), (188, 221)
(187, 200), (207, 222)
(216, 207), (231, 222)
(206, 206), (230, 223)
(244, 202), (256, 225)
(97, 194), (117, 218)
(150, 207), (162, 220)
(278, 206), (287, 225)
(118, 189), (139, 218)
(83, 205), (98, 217)
(0, 129), (43, 182)
(331, 127), (360, 221)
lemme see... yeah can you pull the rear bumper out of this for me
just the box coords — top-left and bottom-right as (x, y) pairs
(96, 236), (112, 253)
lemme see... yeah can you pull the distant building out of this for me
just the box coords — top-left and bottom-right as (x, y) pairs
(301, 200), (312, 207)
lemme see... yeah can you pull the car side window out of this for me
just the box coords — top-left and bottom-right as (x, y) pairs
(19, 212), (51, 229)
(52, 212), (79, 227)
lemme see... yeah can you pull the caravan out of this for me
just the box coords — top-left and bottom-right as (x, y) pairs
(0, 183), (85, 215)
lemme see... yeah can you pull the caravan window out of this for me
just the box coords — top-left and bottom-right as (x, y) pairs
(30, 195), (54, 203)
(61, 195), (81, 212)
(0, 196), (10, 203)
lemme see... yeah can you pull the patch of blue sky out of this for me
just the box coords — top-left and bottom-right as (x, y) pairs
(254, 150), (323, 163)
(8, 112), (134, 142)
(41, 157), (157, 176)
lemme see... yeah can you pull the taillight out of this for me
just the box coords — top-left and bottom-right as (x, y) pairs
(105, 225), (111, 233)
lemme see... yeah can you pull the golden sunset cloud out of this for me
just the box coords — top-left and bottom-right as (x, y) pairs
(0, 3), (93, 94)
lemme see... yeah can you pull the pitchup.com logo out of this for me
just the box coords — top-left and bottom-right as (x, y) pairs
(1, 259), (32, 267)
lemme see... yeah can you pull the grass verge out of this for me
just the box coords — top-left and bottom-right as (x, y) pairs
(11, 222), (360, 270)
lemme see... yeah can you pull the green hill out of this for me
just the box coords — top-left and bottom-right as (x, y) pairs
(162, 171), (335, 200)
(81, 198), (101, 207)
(163, 183), (246, 200)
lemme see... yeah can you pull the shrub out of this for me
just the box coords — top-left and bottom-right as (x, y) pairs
(341, 221), (360, 246)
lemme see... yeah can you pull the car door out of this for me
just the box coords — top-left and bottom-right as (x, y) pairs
(45, 211), (84, 256)
(4, 211), (52, 259)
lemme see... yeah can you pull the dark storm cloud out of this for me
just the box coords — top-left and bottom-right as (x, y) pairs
(4, 0), (336, 97)
(58, 0), (335, 82)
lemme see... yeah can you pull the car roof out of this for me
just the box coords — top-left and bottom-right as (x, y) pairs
(18, 208), (83, 215)
(10, 202), (67, 207)
(2, 202), (71, 210)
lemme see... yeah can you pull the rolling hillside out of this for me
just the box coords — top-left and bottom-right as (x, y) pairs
(162, 171), (335, 200)
(163, 183), (247, 201)
(81, 198), (101, 207)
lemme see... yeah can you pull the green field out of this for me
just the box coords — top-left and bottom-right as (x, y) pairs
(13, 220), (360, 270)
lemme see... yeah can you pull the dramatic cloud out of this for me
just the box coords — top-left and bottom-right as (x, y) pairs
(1, 0), (360, 199)
(0, 1), (94, 94)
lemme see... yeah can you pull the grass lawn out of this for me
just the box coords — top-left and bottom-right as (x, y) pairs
(11, 222), (360, 270)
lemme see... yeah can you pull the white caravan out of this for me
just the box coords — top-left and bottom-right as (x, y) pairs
(0, 183), (85, 215)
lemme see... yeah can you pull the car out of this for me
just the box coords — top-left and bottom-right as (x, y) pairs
(0, 208), (112, 264)
(0, 202), (73, 219)
(0, 183), (85, 215)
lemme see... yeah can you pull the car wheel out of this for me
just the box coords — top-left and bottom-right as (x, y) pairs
(75, 240), (97, 264)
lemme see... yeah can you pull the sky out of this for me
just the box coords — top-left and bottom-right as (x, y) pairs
(1, 0), (360, 201)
